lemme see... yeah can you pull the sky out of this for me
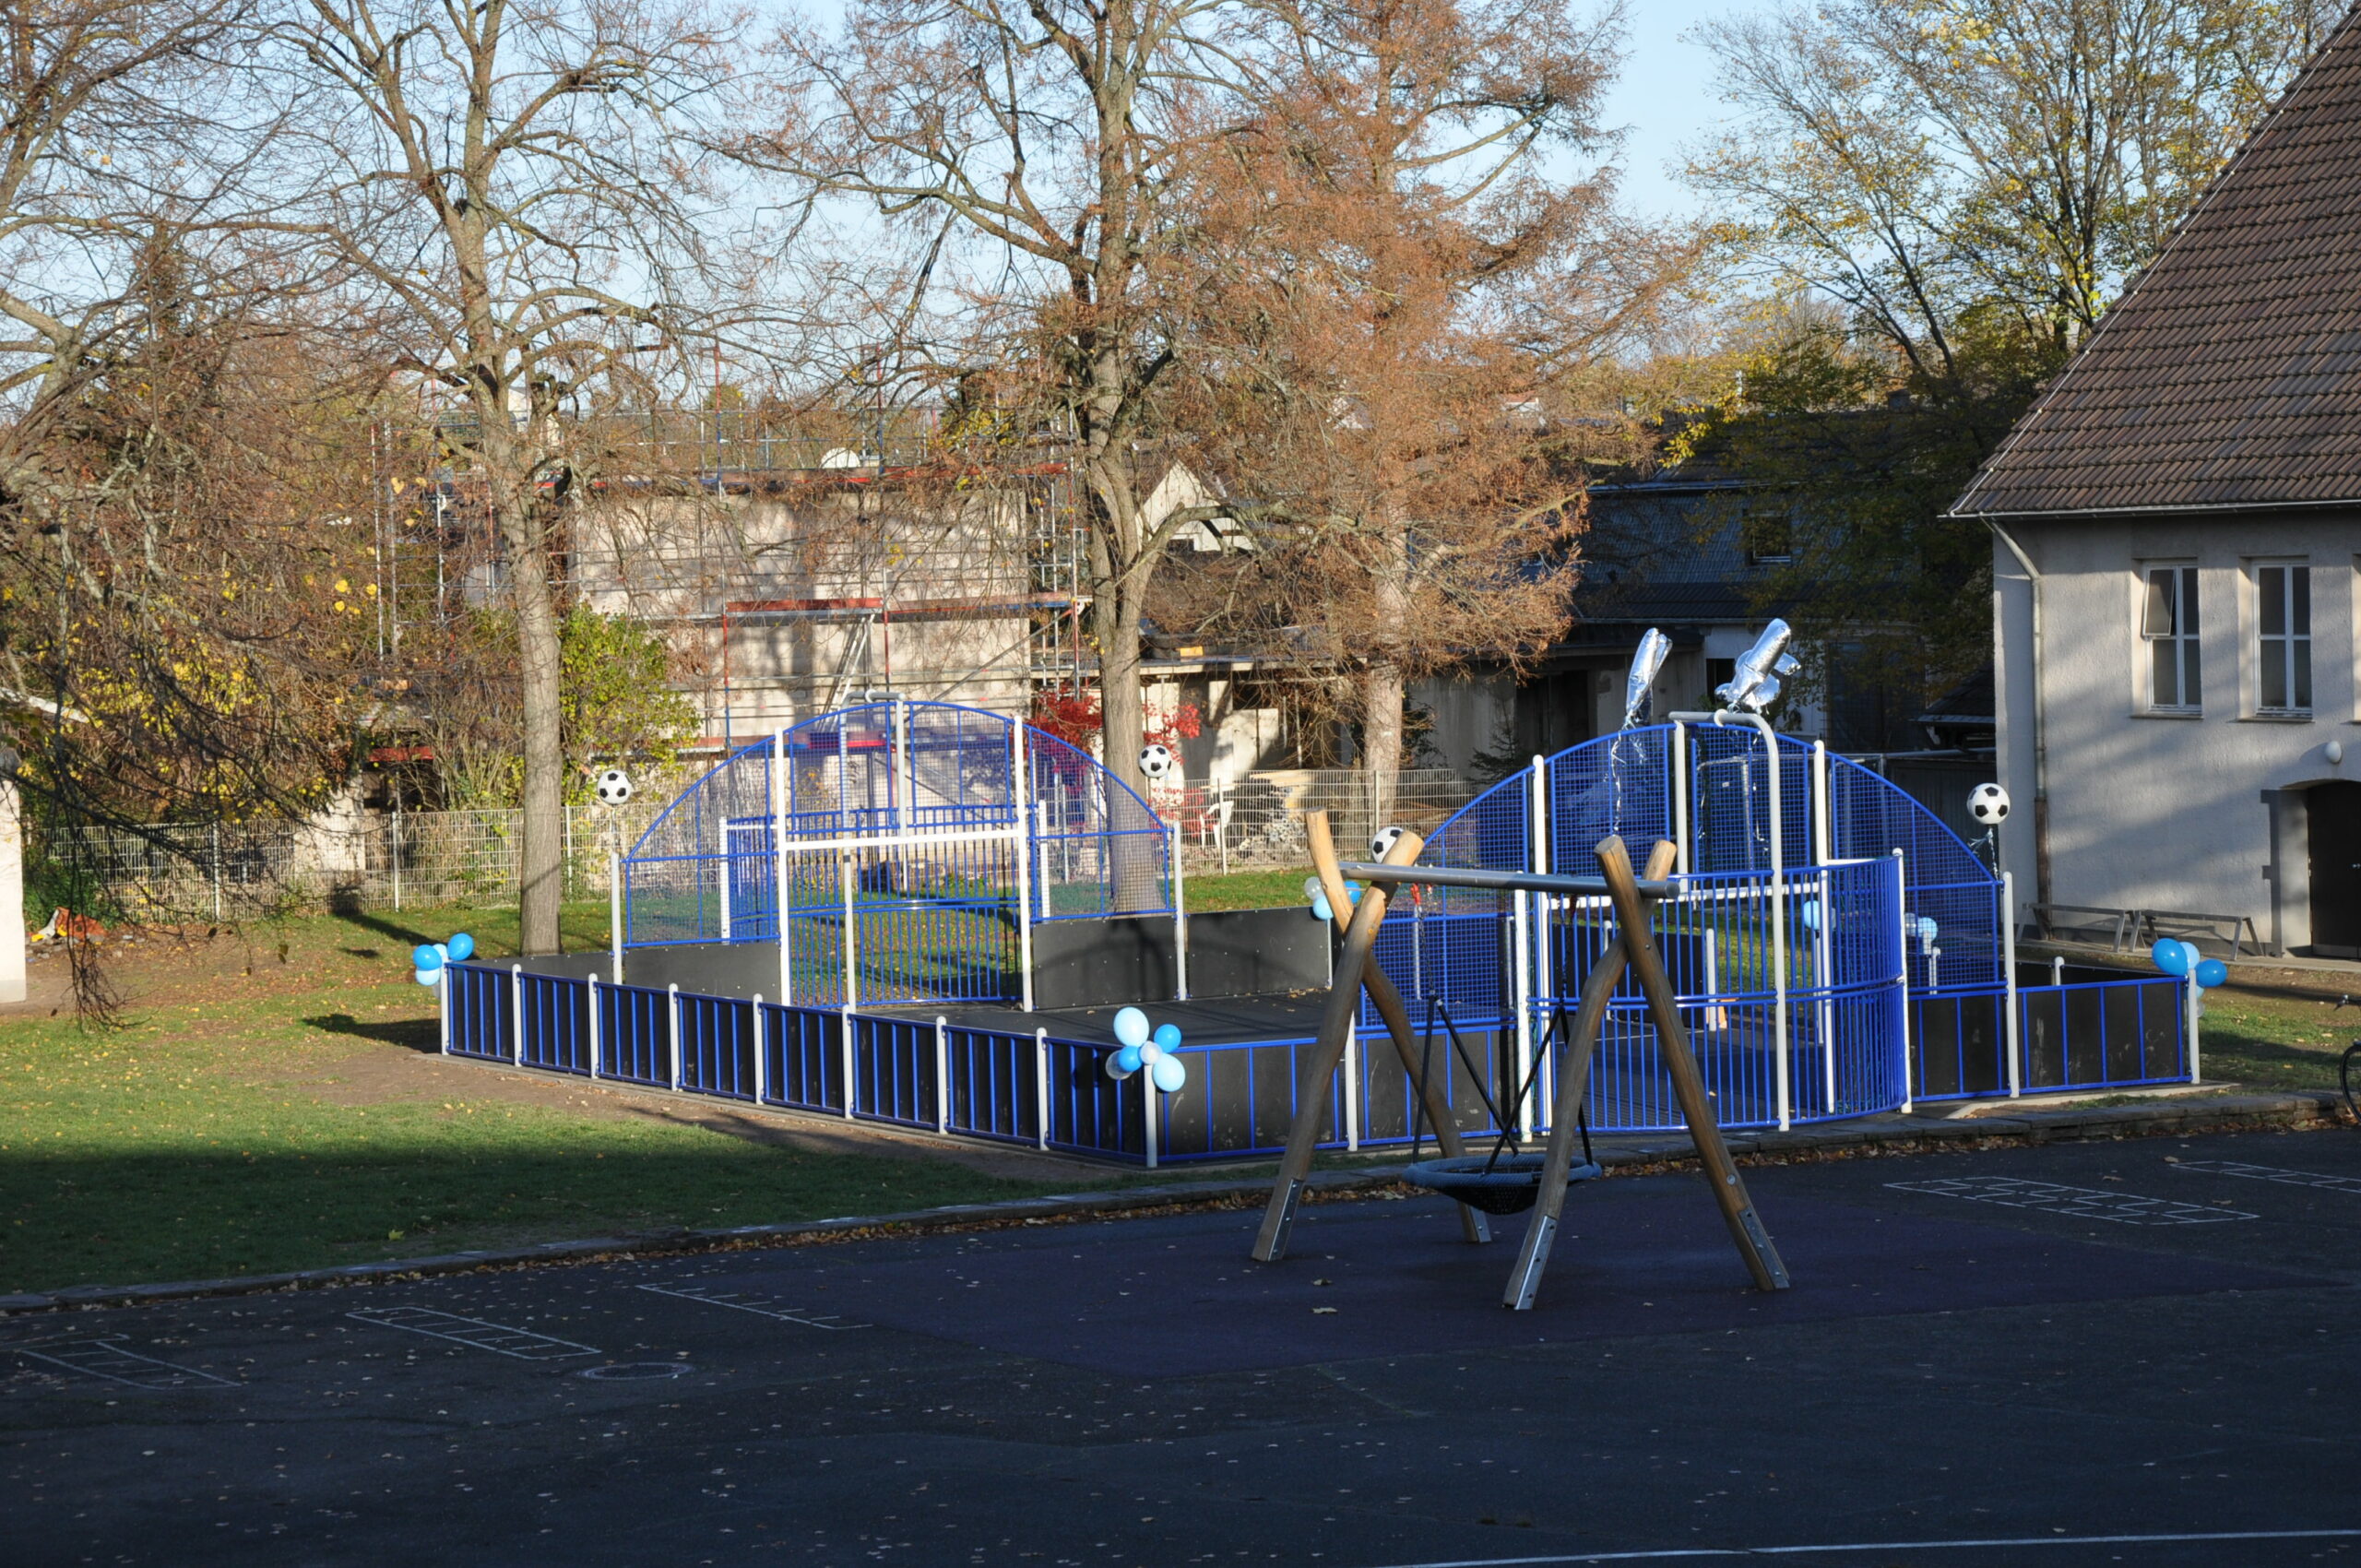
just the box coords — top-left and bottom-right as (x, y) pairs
(1596, 0), (1752, 220)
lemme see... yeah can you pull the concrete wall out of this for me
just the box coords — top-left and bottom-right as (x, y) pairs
(1992, 512), (2359, 950)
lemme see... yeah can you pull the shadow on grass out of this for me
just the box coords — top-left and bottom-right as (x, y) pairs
(303, 1013), (440, 1052)
(0, 1142), (1061, 1294)
(2196, 1029), (2354, 1090)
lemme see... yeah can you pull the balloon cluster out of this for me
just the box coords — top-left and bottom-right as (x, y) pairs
(1302, 876), (1362, 923)
(2152, 939), (2229, 991)
(1104, 1006), (1189, 1093)
(411, 932), (477, 986)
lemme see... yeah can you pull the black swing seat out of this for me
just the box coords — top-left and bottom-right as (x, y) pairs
(1401, 1154), (1606, 1216)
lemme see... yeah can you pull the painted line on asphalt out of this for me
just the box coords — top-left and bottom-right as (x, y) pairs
(347, 1306), (597, 1360)
(10, 1337), (234, 1390)
(2174, 1158), (2361, 1195)
(636, 1281), (869, 1330)
(1364, 1526), (2361, 1565)
(1886, 1175), (2255, 1225)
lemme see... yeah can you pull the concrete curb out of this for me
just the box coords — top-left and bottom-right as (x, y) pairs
(3, 1087), (2347, 1317)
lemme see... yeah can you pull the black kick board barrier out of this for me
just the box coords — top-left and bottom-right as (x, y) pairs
(1033, 908), (1333, 1010)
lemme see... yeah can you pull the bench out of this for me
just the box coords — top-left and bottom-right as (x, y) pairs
(2022, 903), (2261, 961)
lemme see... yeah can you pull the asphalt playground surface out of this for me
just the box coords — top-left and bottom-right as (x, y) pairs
(6, 1126), (2361, 1567)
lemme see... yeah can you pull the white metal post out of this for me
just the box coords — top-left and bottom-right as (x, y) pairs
(1819, 867), (1836, 1117)
(752, 993), (767, 1105)
(1343, 1022), (1360, 1151)
(774, 730), (791, 1004)
(1144, 1068), (1159, 1170)
(390, 804), (401, 912)
(610, 854), (624, 975)
(211, 822), (223, 921)
(587, 973), (601, 1080)
(1671, 719), (1691, 873)
(934, 1016), (950, 1134)
(439, 966), (451, 1055)
(718, 823), (733, 941)
(1034, 1028), (1050, 1151)
(892, 696), (909, 827)
(668, 982), (682, 1091)
(839, 850), (858, 1010)
(2002, 870), (2023, 1099)
(1893, 849), (1913, 1113)
(1014, 722), (1036, 1011)
(841, 1005), (857, 1119)
(511, 964), (525, 1064)
(1512, 888), (1533, 1141)
(2189, 968), (2203, 1084)
(1529, 754), (1552, 1133)
(1811, 740), (1831, 865)
(1170, 821), (1188, 1002)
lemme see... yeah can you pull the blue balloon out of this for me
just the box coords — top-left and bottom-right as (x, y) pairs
(1153, 1023), (1182, 1051)
(413, 943), (445, 971)
(447, 932), (475, 961)
(2152, 938), (2189, 976)
(2194, 958), (2229, 989)
(1104, 1050), (1136, 1081)
(1800, 899), (1822, 932)
(1345, 882), (1364, 903)
(1113, 1044), (1144, 1076)
(1112, 1006), (1150, 1048)
(414, 968), (441, 987)
(2179, 941), (2202, 976)
(1151, 1055), (1187, 1093)
(1311, 895), (1334, 922)
(1915, 916), (1939, 944)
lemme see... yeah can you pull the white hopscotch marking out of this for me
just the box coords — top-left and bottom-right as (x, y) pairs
(1886, 1175), (2256, 1225)
(347, 1306), (598, 1360)
(2174, 1158), (2361, 1195)
(1361, 1526), (2361, 1566)
(10, 1338), (233, 1390)
(636, 1282), (869, 1330)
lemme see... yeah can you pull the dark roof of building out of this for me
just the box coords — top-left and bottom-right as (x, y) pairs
(1950, 9), (2361, 519)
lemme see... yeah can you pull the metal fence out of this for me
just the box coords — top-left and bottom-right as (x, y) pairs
(1160, 767), (1483, 871)
(46, 802), (665, 919)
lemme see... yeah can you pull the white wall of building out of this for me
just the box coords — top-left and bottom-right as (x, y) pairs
(1991, 512), (2358, 949)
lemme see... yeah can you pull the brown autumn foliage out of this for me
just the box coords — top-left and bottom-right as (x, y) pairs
(1158, 0), (1671, 811)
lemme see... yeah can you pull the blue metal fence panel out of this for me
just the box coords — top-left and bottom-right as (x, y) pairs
(758, 1002), (844, 1112)
(516, 973), (589, 1075)
(597, 982), (674, 1087)
(445, 963), (510, 1061)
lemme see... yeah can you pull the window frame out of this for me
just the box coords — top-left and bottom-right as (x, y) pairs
(2252, 559), (2313, 718)
(2138, 562), (2201, 714)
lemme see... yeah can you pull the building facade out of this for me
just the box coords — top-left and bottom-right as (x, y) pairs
(1953, 10), (2361, 956)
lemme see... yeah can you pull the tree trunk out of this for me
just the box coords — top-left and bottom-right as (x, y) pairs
(495, 469), (566, 955)
(1361, 659), (1404, 841)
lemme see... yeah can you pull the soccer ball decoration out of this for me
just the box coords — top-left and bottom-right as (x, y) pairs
(1138, 743), (1174, 779)
(1967, 782), (2010, 826)
(594, 768), (634, 806)
(1370, 824), (1406, 861)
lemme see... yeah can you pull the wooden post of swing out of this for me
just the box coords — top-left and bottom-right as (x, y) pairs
(1504, 834), (1789, 1306)
(1304, 812), (1489, 1247)
(1252, 825), (1432, 1264)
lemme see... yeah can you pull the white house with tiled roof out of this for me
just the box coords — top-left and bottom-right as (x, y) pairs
(1949, 8), (2361, 956)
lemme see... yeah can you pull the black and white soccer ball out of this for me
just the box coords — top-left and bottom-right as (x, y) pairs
(1967, 782), (2010, 826)
(594, 768), (634, 807)
(1370, 824), (1406, 861)
(1138, 743), (1174, 779)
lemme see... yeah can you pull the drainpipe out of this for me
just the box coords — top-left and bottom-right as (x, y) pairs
(1985, 520), (2050, 914)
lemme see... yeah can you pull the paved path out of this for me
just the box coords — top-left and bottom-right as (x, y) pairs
(6, 1127), (2359, 1566)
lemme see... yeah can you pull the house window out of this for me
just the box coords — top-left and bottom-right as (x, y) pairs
(1739, 510), (1793, 565)
(2140, 564), (2201, 710)
(2256, 562), (2312, 715)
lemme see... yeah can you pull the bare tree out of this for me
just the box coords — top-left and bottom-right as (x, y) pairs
(737, 0), (1265, 801)
(279, 0), (753, 951)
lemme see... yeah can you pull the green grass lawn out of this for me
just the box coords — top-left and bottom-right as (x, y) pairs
(0, 904), (1070, 1295)
(2190, 983), (2361, 1095)
(0, 876), (1331, 1296)
(1186, 864), (1316, 911)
